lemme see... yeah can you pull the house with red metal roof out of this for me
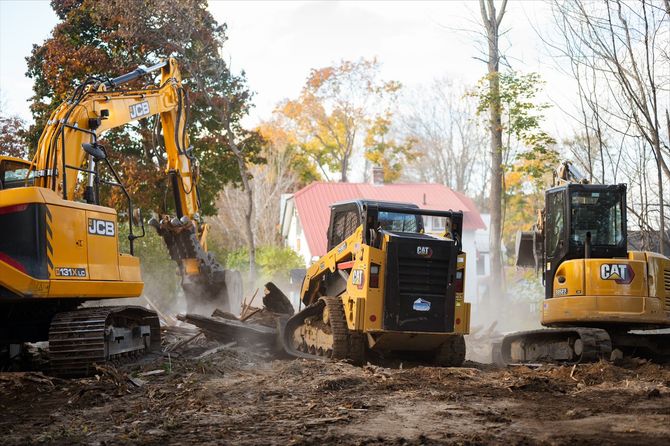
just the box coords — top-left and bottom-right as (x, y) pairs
(279, 176), (491, 302)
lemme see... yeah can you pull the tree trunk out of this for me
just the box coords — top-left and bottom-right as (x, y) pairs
(340, 153), (349, 182)
(222, 112), (257, 278)
(653, 135), (666, 255)
(480, 0), (507, 294)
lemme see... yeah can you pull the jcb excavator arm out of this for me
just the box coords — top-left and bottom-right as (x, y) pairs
(28, 58), (240, 311)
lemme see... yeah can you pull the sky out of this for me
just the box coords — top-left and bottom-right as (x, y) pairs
(0, 1), (576, 134)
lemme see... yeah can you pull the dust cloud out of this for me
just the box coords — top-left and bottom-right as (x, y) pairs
(466, 276), (543, 363)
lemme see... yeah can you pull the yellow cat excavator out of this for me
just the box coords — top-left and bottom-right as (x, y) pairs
(504, 161), (670, 363)
(0, 58), (238, 376)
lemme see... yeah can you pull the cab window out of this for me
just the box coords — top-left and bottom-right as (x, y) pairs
(0, 160), (34, 190)
(546, 191), (565, 256)
(330, 210), (360, 247)
(570, 190), (624, 246)
(377, 211), (422, 233)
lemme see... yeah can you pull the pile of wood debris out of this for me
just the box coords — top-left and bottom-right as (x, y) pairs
(174, 282), (294, 355)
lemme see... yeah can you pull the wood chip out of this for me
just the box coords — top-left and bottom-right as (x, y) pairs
(140, 370), (165, 377)
(195, 342), (237, 360)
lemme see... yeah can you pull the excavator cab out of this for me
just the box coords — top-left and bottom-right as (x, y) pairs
(543, 183), (627, 298)
(0, 156), (33, 190)
(504, 169), (670, 364)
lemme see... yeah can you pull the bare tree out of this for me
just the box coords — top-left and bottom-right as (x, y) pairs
(479, 0), (508, 289)
(550, 0), (670, 254)
(210, 130), (304, 250)
(401, 78), (489, 205)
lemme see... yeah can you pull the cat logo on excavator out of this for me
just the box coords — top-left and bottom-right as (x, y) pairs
(600, 263), (635, 284)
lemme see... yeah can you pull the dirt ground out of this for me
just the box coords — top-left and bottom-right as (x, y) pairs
(1, 332), (669, 446)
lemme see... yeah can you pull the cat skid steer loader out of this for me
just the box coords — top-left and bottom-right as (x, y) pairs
(282, 200), (471, 366)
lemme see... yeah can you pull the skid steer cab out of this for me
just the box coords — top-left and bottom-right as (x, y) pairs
(283, 200), (471, 366)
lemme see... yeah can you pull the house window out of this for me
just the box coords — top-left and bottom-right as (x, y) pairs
(477, 253), (486, 275)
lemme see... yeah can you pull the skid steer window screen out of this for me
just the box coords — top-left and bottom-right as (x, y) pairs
(570, 191), (623, 246)
(331, 210), (359, 247)
(378, 211), (421, 233)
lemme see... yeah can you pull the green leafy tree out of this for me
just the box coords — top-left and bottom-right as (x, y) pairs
(474, 71), (557, 188)
(364, 114), (416, 182)
(226, 246), (304, 280)
(473, 71), (558, 254)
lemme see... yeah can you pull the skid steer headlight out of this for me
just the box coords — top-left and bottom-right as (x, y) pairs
(455, 270), (464, 294)
(370, 264), (380, 288)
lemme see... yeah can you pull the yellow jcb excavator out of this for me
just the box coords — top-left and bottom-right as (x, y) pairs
(0, 58), (238, 376)
(504, 161), (670, 363)
(282, 200), (471, 366)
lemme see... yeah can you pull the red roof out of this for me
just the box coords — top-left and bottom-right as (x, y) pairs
(291, 182), (486, 257)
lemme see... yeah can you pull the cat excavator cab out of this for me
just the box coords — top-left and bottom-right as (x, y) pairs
(0, 59), (239, 376)
(282, 200), (471, 366)
(504, 161), (670, 363)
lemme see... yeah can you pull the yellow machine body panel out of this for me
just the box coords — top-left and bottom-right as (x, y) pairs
(542, 251), (670, 327)
(0, 186), (143, 299)
(297, 207), (471, 356)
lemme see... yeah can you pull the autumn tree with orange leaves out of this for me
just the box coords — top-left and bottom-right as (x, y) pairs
(278, 58), (411, 182)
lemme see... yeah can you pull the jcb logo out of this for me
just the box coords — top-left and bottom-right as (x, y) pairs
(416, 246), (433, 257)
(129, 101), (150, 119)
(600, 263), (635, 285)
(88, 218), (115, 237)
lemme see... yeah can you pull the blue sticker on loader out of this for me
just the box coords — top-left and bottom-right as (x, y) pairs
(413, 298), (431, 312)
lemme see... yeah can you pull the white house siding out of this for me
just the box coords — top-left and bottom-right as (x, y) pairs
(285, 206), (313, 266)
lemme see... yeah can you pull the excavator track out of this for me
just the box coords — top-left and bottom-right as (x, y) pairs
(48, 306), (161, 377)
(500, 327), (612, 365)
(282, 296), (365, 365)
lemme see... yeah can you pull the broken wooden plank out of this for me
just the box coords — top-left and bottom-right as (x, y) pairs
(263, 282), (294, 315)
(177, 313), (278, 347)
(194, 342), (237, 360)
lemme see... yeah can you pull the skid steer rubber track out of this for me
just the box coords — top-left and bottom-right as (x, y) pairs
(282, 296), (365, 364)
(434, 334), (466, 367)
(48, 306), (161, 377)
(501, 327), (612, 365)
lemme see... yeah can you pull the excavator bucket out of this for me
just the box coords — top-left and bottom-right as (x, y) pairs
(515, 230), (541, 269)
